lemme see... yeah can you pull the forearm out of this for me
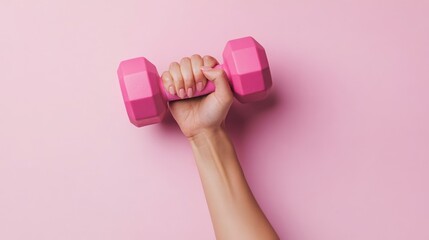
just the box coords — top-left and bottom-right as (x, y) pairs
(189, 128), (278, 240)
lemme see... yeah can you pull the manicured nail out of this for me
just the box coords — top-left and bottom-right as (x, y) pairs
(168, 86), (175, 95)
(187, 87), (193, 97)
(178, 88), (186, 99)
(200, 66), (213, 71)
(196, 82), (203, 92)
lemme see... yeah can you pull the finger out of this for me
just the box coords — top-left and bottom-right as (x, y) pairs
(201, 67), (233, 105)
(190, 54), (206, 92)
(180, 57), (195, 97)
(169, 62), (186, 99)
(161, 71), (175, 95)
(203, 55), (219, 68)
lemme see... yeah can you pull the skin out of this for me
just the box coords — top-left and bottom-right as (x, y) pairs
(161, 55), (279, 240)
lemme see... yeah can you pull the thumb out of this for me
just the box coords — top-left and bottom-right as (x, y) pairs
(201, 66), (233, 101)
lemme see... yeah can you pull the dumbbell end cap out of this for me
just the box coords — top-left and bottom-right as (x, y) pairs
(223, 36), (272, 103)
(117, 57), (167, 127)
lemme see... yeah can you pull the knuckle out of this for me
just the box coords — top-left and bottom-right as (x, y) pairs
(203, 55), (217, 67)
(161, 71), (170, 82)
(169, 61), (179, 70)
(191, 54), (202, 60)
(180, 57), (191, 65)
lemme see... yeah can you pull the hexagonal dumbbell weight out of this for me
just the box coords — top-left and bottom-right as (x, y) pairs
(117, 36), (272, 127)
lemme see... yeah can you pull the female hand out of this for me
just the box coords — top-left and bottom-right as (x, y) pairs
(161, 55), (233, 139)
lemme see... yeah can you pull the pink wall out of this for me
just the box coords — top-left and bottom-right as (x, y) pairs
(1, 0), (428, 239)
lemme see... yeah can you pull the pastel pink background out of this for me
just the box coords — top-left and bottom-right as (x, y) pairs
(1, 0), (428, 239)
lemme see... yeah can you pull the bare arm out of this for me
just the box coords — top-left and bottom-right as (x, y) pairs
(161, 55), (278, 240)
(189, 128), (278, 240)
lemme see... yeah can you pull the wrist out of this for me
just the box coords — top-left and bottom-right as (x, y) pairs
(187, 126), (226, 145)
(188, 126), (235, 166)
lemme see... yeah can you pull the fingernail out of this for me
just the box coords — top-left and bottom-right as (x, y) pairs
(196, 82), (203, 92)
(200, 66), (213, 71)
(168, 86), (175, 95)
(178, 88), (186, 99)
(187, 88), (193, 97)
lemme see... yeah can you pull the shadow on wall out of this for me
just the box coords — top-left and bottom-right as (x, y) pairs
(226, 89), (280, 140)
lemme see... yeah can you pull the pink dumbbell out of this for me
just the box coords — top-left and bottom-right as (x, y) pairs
(117, 36), (272, 127)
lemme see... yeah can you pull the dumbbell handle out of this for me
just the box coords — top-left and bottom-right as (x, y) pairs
(160, 64), (229, 101)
